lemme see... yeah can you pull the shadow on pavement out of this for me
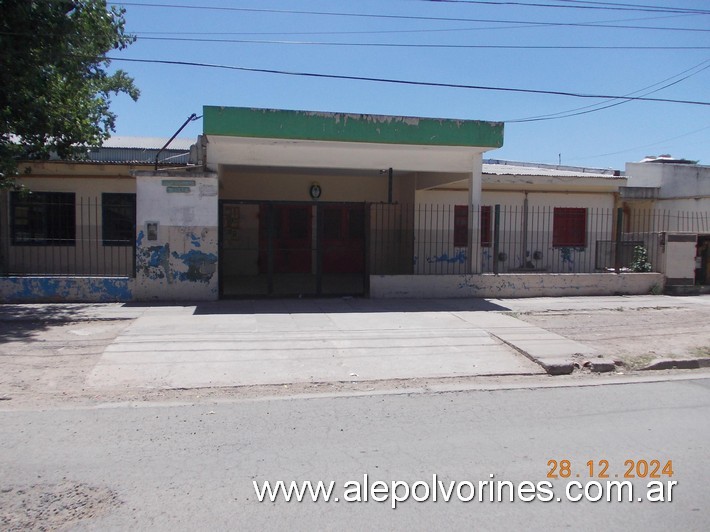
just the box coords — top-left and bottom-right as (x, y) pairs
(0, 304), (104, 342)
(188, 297), (512, 315)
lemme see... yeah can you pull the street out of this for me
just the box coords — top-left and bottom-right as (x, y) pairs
(1, 377), (708, 531)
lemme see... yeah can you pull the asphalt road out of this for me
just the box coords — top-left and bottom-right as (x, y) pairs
(1, 378), (708, 531)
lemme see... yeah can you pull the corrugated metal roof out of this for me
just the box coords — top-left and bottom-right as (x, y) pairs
(484, 159), (622, 179)
(85, 136), (194, 164)
(101, 136), (195, 150)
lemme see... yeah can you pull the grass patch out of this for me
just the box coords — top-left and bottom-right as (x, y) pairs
(692, 346), (710, 358)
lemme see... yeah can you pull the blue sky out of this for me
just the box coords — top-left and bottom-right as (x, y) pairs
(106, 0), (710, 170)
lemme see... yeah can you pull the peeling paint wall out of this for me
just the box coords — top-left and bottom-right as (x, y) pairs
(133, 172), (219, 301)
(370, 273), (664, 299)
(0, 277), (133, 303)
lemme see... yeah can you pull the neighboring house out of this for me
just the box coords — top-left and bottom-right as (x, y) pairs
(0, 137), (193, 297)
(4, 106), (699, 302)
(414, 160), (626, 275)
(621, 156), (710, 289)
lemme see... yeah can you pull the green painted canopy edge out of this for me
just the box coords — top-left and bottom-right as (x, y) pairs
(203, 106), (503, 148)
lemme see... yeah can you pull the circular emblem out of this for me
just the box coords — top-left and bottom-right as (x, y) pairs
(309, 184), (322, 199)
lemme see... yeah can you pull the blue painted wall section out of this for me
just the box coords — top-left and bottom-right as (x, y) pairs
(171, 249), (217, 283)
(426, 250), (467, 265)
(0, 277), (133, 303)
(136, 232), (218, 285)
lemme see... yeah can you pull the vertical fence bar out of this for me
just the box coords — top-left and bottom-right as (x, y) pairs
(614, 207), (623, 273)
(493, 204), (501, 275)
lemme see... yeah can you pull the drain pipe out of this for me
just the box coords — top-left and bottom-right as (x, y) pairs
(154, 113), (199, 171)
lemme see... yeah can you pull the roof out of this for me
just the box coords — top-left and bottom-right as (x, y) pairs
(204, 106), (504, 149)
(100, 136), (195, 150)
(639, 154), (699, 165)
(84, 136), (194, 164)
(483, 159), (623, 179)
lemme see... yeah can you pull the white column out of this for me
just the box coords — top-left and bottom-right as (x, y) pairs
(134, 171), (219, 301)
(468, 152), (483, 274)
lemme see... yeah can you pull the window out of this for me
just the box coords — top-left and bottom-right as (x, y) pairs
(454, 206), (468, 247)
(11, 191), (75, 246)
(454, 205), (492, 247)
(553, 207), (587, 247)
(481, 206), (492, 248)
(102, 193), (136, 246)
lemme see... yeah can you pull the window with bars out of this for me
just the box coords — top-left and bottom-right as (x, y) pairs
(11, 191), (76, 246)
(102, 193), (136, 246)
(454, 205), (492, 248)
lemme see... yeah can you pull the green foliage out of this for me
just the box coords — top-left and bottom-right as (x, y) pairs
(631, 245), (652, 272)
(0, 0), (139, 187)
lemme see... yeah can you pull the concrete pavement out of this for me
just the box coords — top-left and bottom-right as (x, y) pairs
(86, 300), (548, 389)
(83, 296), (643, 390)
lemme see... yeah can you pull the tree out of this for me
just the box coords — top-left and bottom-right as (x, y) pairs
(0, 0), (139, 187)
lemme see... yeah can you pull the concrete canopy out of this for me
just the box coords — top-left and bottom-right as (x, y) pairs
(203, 106), (504, 173)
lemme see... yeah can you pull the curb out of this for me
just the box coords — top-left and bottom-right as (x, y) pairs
(640, 358), (710, 371)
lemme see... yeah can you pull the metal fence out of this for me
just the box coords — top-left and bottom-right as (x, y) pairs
(370, 204), (709, 275)
(1, 194), (136, 277)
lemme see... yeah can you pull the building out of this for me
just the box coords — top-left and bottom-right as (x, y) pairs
(621, 156), (710, 289)
(2, 106), (688, 303)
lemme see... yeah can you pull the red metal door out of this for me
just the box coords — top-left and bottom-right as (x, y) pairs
(259, 205), (312, 273)
(322, 205), (365, 274)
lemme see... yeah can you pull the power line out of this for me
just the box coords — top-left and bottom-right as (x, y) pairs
(551, 0), (710, 14)
(413, 0), (710, 15)
(129, 12), (695, 37)
(111, 3), (710, 32)
(133, 35), (710, 51)
(105, 55), (710, 107)
(505, 59), (710, 122)
(570, 124), (710, 161)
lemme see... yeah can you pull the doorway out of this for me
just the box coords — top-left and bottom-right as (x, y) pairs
(220, 201), (368, 297)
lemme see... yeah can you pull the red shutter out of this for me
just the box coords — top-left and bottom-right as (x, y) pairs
(553, 208), (587, 247)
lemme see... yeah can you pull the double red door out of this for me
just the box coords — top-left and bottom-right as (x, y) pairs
(321, 204), (365, 274)
(258, 204), (312, 273)
(258, 203), (365, 275)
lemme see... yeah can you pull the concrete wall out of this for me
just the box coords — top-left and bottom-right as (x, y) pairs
(662, 233), (697, 286)
(0, 277), (133, 303)
(625, 162), (710, 214)
(219, 167), (445, 204)
(134, 172), (219, 301)
(370, 273), (663, 299)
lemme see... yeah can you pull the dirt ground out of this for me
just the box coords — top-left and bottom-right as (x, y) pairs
(0, 299), (708, 408)
(513, 304), (710, 369)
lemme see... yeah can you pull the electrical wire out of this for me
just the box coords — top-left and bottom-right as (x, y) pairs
(569, 124), (710, 161)
(412, 0), (710, 15)
(111, 3), (710, 32)
(505, 59), (710, 122)
(132, 35), (710, 50)
(104, 55), (710, 107)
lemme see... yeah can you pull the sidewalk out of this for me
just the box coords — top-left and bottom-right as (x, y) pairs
(2, 295), (708, 399)
(86, 299), (550, 389)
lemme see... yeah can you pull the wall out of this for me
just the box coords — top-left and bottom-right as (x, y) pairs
(134, 172), (219, 301)
(626, 162), (710, 213)
(370, 272), (663, 298)
(219, 167), (398, 203)
(0, 277), (133, 303)
(662, 233), (697, 285)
